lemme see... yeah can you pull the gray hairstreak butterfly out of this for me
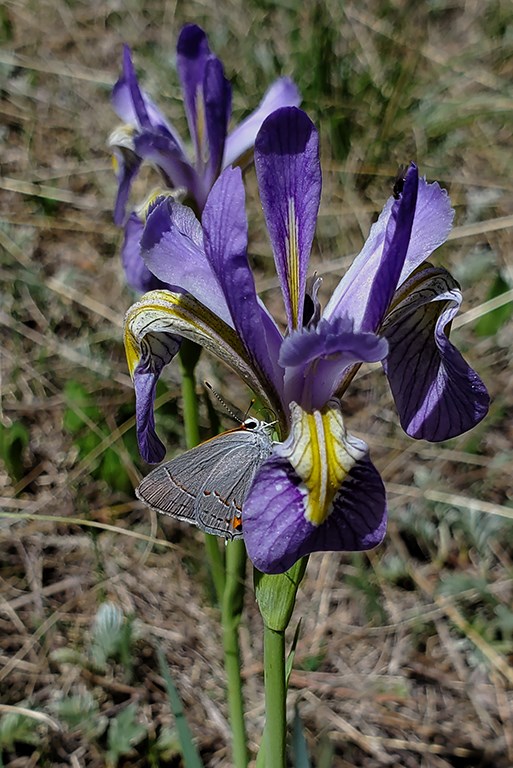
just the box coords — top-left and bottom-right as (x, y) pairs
(136, 418), (274, 539)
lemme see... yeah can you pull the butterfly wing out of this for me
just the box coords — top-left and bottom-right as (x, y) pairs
(136, 427), (273, 538)
(135, 436), (239, 525)
(135, 458), (197, 527)
(195, 430), (273, 539)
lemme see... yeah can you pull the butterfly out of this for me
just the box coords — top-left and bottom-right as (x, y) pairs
(136, 418), (274, 538)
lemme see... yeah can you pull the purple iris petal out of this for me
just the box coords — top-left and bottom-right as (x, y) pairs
(324, 169), (455, 330)
(112, 149), (142, 226)
(113, 46), (183, 142)
(134, 332), (181, 463)
(176, 25), (214, 160)
(382, 267), (490, 441)
(112, 46), (155, 127)
(255, 107), (321, 331)
(111, 46), (193, 221)
(361, 164), (418, 332)
(280, 316), (387, 368)
(223, 77), (301, 168)
(176, 24), (231, 205)
(243, 455), (387, 574)
(141, 198), (233, 325)
(133, 132), (197, 197)
(122, 213), (169, 292)
(202, 57), (231, 195)
(280, 316), (388, 408)
(399, 178), (454, 284)
(202, 167), (285, 401)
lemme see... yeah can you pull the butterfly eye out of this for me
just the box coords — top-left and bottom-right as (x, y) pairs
(243, 418), (259, 430)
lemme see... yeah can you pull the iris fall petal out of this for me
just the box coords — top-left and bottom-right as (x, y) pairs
(244, 454), (387, 574)
(382, 265), (490, 440)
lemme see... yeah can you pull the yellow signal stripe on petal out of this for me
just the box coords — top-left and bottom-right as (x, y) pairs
(286, 197), (300, 329)
(134, 189), (180, 222)
(124, 289), (247, 376)
(123, 290), (285, 427)
(108, 123), (136, 151)
(277, 400), (367, 526)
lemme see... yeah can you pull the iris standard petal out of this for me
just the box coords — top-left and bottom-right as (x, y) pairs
(176, 24), (231, 204)
(122, 213), (169, 292)
(324, 169), (454, 331)
(202, 167), (285, 414)
(280, 316), (388, 408)
(111, 46), (194, 211)
(113, 45), (183, 142)
(324, 164), (418, 333)
(132, 131), (197, 197)
(243, 401), (386, 573)
(141, 198), (233, 325)
(255, 107), (321, 331)
(112, 46), (154, 128)
(110, 138), (142, 226)
(223, 77), (301, 168)
(398, 176), (454, 284)
(202, 57), (231, 193)
(381, 265), (490, 441)
(176, 25), (214, 163)
(124, 290), (283, 457)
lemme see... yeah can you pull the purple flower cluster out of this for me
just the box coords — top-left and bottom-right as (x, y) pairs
(116, 29), (489, 574)
(109, 24), (299, 292)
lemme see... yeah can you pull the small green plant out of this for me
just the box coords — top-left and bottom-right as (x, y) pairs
(0, 711), (42, 752)
(90, 601), (137, 677)
(48, 604), (201, 766)
(53, 691), (108, 741)
(105, 703), (147, 768)
(0, 420), (29, 482)
(63, 380), (135, 493)
(346, 554), (388, 624)
(475, 271), (513, 337)
(51, 601), (138, 678)
(52, 695), (148, 767)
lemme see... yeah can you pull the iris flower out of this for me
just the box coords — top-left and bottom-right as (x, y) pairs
(123, 107), (489, 574)
(109, 24), (300, 292)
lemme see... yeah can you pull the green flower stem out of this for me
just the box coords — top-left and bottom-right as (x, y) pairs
(222, 540), (249, 768)
(178, 341), (225, 602)
(263, 624), (287, 768)
(254, 559), (309, 767)
(204, 537), (226, 605)
(179, 341), (247, 765)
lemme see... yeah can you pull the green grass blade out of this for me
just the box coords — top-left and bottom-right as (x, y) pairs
(291, 704), (311, 768)
(157, 647), (204, 768)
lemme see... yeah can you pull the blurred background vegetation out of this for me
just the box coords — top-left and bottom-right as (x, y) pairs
(1, 0), (512, 765)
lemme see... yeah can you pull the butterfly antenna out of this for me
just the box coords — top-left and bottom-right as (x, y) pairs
(204, 381), (246, 424)
(242, 398), (257, 421)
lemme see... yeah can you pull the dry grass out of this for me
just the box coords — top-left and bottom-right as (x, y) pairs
(1, 0), (513, 765)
